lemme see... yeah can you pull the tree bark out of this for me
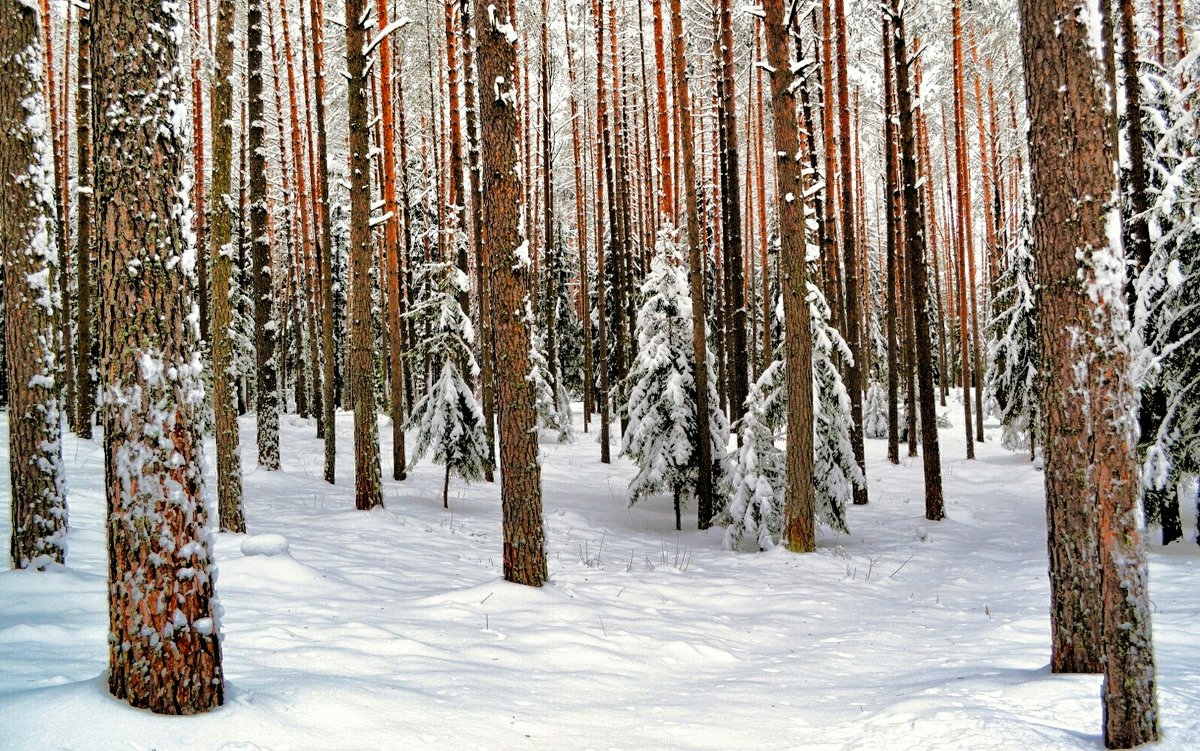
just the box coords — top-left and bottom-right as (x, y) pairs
(346, 0), (384, 510)
(93, 0), (223, 712)
(833, 0), (867, 504)
(669, 0), (716, 528)
(311, 0), (338, 484)
(1018, 0), (1109, 677)
(477, 1), (548, 586)
(2, 0), (69, 569)
(1019, 2), (1160, 742)
(378, 0), (408, 481)
(74, 4), (95, 438)
(764, 0), (816, 552)
(891, 2), (945, 521)
(883, 10), (901, 466)
(208, 0), (244, 533)
(248, 0), (279, 469)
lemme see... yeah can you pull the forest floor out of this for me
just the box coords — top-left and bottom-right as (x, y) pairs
(1, 395), (1198, 750)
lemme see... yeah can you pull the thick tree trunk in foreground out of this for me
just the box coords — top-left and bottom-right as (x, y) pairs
(346, 0), (383, 510)
(764, 0), (816, 552)
(477, 2), (547, 586)
(2, 0), (68, 569)
(1019, 13), (1159, 744)
(93, 0), (223, 713)
(209, 0), (245, 533)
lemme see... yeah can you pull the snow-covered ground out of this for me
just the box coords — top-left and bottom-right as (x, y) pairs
(1, 397), (1197, 750)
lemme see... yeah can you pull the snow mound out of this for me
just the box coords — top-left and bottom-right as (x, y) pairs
(240, 534), (290, 557)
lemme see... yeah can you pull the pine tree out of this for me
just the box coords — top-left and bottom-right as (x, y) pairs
(1135, 52), (1200, 545)
(2, 0), (68, 569)
(248, 0), (280, 470)
(864, 381), (888, 440)
(722, 282), (858, 549)
(529, 321), (575, 443)
(986, 208), (1040, 453)
(1019, 0), (1158, 742)
(404, 262), (490, 509)
(809, 284), (859, 534)
(346, 0), (382, 510)
(622, 230), (730, 531)
(723, 361), (786, 551)
(477, 0), (547, 586)
(208, 0), (244, 533)
(93, 0), (222, 713)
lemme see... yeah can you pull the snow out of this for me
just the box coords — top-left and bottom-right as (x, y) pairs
(239, 534), (290, 557)
(1, 405), (1198, 749)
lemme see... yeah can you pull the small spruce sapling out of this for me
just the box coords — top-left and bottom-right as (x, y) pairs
(623, 229), (731, 530)
(722, 283), (858, 549)
(404, 262), (491, 507)
(529, 319), (575, 443)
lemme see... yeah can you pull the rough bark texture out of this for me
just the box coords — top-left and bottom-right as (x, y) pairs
(209, 0), (245, 533)
(74, 4), (95, 439)
(248, 0), (279, 470)
(1024, 2), (1161, 742)
(477, 1), (548, 586)
(891, 3), (945, 521)
(346, 0), (383, 511)
(39, 0), (76, 431)
(2, 0), (68, 570)
(670, 0), (715, 529)
(1017, 0), (1109, 676)
(764, 0), (816, 553)
(93, 0), (223, 713)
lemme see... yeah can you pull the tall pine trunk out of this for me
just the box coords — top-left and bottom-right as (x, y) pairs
(891, 2), (945, 521)
(669, 0), (716, 529)
(209, 0), (244, 533)
(248, 0), (280, 469)
(764, 0), (816, 552)
(2, 0), (68, 569)
(477, 1), (548, 586)
(73, 4), (95, 439)
(93, 0), (223, 712)
(346, 0), (384, 510)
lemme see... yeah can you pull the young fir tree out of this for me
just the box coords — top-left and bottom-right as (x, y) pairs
(864, 382), (888, 439)
(529, 320), (575, 443)
(1134, 53), (1200, 545)
(985, 207), (1040, 453)
(622, 230), (730, 531)
(721, 282), (858, 549)
(809, 283), (860, 534)
(404, 262), (491, 508)
(724, 360), (787, 551)
(2, 0), (68, 569)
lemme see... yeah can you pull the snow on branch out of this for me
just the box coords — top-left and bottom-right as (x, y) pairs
(363, 17), (411, 58)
